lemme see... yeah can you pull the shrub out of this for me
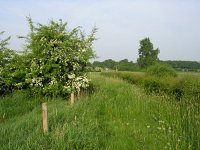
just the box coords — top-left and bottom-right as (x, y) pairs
(143, 78), (161, 94)
(0, 77), (8, 95)
(23, 18), (97, 97)
(0, 18), (97, 97)
(181, 77), (200, 102)
(146, 63), (177, 78)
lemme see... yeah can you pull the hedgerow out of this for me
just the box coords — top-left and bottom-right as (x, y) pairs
(101, 71), (200, 102)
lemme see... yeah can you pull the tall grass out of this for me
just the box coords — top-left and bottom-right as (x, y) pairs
(0, 73), (199, 149)
(0, 91), (41, 123)
(101, 71), (200, 149)
(101, 71), (200, 101)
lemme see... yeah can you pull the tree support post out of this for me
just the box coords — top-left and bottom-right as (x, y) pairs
(42, 102), (48, 134)
(71, 92), (75, 105)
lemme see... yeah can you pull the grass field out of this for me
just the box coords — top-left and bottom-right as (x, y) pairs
(0, 73), (199, 149)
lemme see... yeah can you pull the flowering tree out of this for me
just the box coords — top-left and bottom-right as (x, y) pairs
(22, 18), (97, 102)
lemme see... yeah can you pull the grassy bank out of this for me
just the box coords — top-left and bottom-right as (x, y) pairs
(101, 71), (200, 101)
(0, 73), (199, 149)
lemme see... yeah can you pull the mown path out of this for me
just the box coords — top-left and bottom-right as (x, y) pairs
(91, 73), (179, 149)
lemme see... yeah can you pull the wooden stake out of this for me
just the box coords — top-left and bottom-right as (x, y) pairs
(71, 92), (74, 105)
(42, 102), (48, 134)
(77, 88), (80, 98)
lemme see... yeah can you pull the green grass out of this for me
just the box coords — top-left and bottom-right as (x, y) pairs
(178, 71), (200, 77)
(0, 91), (41, 123)
(0, 73), (199, 149)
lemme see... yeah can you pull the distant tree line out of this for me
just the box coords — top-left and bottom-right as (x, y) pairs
(160, 60), (200, 71)
(92, 59), (139, 71)
(91, 59), (200, 72)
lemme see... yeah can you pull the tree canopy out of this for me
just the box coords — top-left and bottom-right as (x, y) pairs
(137, 37), (159, 68)
(0, 18), (97, 96)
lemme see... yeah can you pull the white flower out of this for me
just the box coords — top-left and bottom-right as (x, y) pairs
(32, 78), (36, 83)
(49, 77), (57, 85)
(68, 73), (75, 79)
(158, 120), (165, 124)
(31, 77), (43, 87)
(157, 127), (162, 130)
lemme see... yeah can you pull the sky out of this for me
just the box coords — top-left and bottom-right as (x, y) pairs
(0, 0), (200, 62)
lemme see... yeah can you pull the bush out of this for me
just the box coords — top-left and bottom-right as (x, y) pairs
(0, 19), (97, 98)
(0, 77), (8, 95)
(146, 63), (177, 78)
(143, 76), (174, 96)
(22, 18), (96, 97)
(143, 78), (161, 94)
(181, 77), (200, 102)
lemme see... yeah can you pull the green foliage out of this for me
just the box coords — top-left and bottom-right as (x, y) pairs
(179, 77), (200, 102)
(99, 73), (200, 149)
(93, 59), (200, 72)
(23, 18), (97, 96)
(0, 77), (8, 95)
(92, 59), (139, 71)
(137, 37), (159, 68)
(93, 59), (117, 69)
(0, 91), (41, 122)
(146, 63), (177, 78)
(161, 60), (200, 71)
(0, 18), (97, 97)
(117, 59), (139, 71)
(0, 31), (13, 67)
(0, 51), (33, 95)
(0, 31), (20, 95)
(101, 71), (200, 102)
(101, 71), (143, 85)
(0, 85), (105, 149)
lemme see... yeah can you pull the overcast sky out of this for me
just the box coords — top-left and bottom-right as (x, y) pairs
(1, 0), (200, 62)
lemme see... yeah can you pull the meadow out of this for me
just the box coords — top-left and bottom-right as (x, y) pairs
(0, 72), (200, 149)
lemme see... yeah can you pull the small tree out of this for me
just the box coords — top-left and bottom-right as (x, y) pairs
(22, 18), (96, 100)
(137, 37), (159, 68)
